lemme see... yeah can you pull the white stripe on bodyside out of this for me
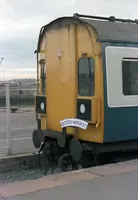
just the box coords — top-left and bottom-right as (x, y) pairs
(105, 46), (138, 107)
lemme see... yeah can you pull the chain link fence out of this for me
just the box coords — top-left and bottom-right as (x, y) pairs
(0, 84), (37, 156)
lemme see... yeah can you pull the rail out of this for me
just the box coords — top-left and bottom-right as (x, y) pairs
(73, 13), (138, 24)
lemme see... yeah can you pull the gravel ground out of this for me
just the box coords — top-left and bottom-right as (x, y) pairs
(0, 161), (82, 184)
(0, 166), (62, 184)
(0, 168), (43, 184)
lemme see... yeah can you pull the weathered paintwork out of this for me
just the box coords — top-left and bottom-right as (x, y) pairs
(38, 22), (104, 143)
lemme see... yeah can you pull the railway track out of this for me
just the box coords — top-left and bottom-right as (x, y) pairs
(38, 150), (138, 175)
(0, 150), (138, 184)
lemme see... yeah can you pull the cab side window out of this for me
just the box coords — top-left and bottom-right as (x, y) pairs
(78, 58), (95, 96)
(39, 59), (46, 95)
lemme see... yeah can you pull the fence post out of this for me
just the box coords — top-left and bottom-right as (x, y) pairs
(6, 84), (12, 155)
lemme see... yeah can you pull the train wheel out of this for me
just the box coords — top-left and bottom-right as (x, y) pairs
(80, 150), (98, 168)
(58, 153), (75, 172)
(38, 140), (57, 175)
(38, 151), (49, 175)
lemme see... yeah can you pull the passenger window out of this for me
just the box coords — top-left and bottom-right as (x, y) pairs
(122, 58), (138, 95)
(78, 58), (95, 96)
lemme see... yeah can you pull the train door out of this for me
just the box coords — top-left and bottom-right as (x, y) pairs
(75, 24), (104, 143)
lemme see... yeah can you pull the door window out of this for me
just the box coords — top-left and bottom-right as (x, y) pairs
(78, 58), (95, 96)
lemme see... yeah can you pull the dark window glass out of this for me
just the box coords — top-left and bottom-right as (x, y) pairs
(122, 58), (138, 95)
(39, 59), (46, 95)
(78, 58), (95, 96)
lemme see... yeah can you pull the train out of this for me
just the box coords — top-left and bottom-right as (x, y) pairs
(32, 13), (138, 172)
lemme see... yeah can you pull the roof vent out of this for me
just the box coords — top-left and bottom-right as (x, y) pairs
(108, 16), (115, 22)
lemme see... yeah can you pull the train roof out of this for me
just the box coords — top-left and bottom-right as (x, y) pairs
(37, 14), (138, 52)
(83, 18), (138, 43)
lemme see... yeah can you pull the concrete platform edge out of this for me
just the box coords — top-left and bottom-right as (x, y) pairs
(0, 159), (138, 198)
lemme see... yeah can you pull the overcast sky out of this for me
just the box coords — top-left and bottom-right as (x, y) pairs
(0, 0), (137, 80)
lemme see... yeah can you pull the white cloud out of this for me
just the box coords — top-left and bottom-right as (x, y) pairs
(75, 0), (138, 18)
(0, 0), (138, 80)
(0, 0), (76, 80)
